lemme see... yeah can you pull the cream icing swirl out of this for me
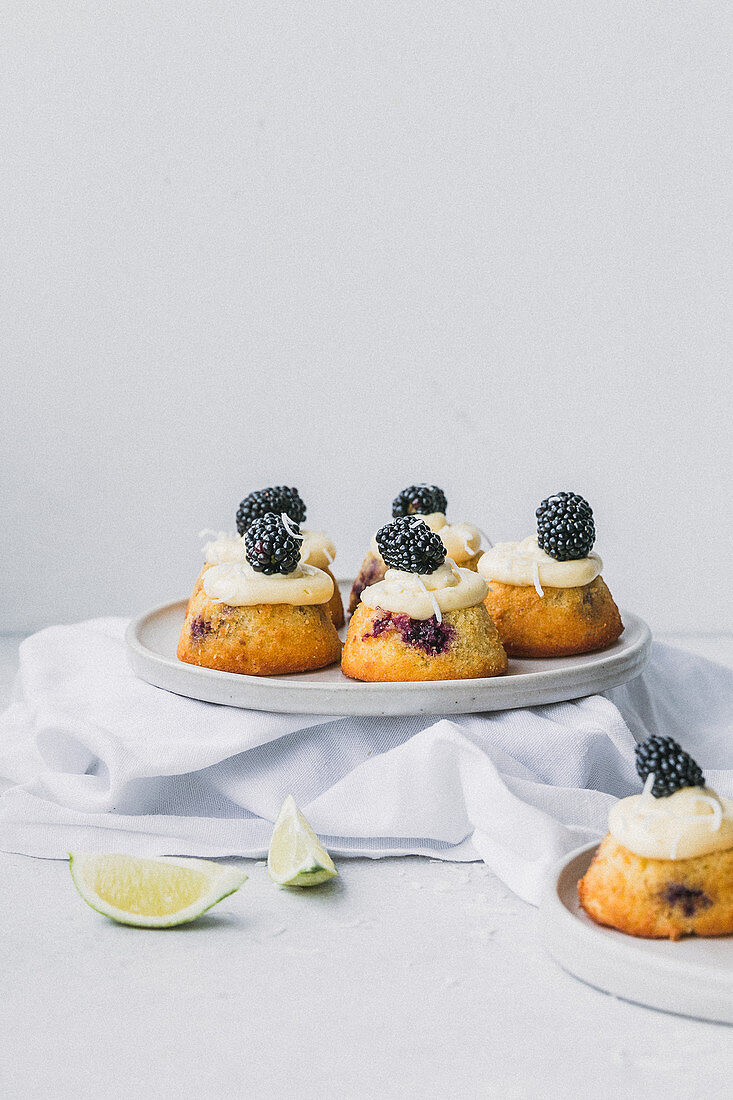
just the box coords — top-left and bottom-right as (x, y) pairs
(203, 529), (335, 571)
(202, 560), (334, 606)
(477, 536), (601, 589)
(369, 513), (481, 565)
(360, 560), (488, 621)
(609, 785), (733, 860)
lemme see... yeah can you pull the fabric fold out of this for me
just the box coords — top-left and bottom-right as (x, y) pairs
(0, 617), (730, 904)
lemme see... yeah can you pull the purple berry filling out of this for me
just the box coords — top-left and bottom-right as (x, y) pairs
(352, 557), (385, 604)
(661, 882), (713, 918)
(190, 616), (212, 642)
(364, 611), (456, 656)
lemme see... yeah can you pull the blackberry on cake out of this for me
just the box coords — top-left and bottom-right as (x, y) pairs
(376, 517), (446, 575)
(244, 513), (302, 576)
(236, 486), (306, 536)
(392, 484), (448, 519)
(536, 492), (595, 562)
(635, 735), (705, 799)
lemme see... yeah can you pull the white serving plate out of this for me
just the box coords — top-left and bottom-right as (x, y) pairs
(541, 843), (733, 1024)
(125, 582), (651, 716)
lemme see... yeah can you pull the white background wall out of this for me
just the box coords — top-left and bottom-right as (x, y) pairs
(2, 3), (731, 634)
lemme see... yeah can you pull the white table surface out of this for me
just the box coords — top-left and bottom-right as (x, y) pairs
(1, 632), (732, 1100)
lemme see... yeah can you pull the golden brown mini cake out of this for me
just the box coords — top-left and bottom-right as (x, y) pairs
(483, 576), (623, 658)
(579, 736), (733, 940)
(478, 492), (623, 658)
(178, 513), (341, 676)
(342, 517), (507, 682)
(349, 484), (485, 613)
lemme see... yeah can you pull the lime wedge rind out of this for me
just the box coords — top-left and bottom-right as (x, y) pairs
(267, 795), (338, 888)
(69, 852), (247, 928)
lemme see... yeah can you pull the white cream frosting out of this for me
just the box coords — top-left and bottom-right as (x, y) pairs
(360, 560), (488, 621)
(609, 785), (733, 860)
(299, 530), (336, 571)
(438, 522), (482, 563)
(369, 513), (481, 565)
(202, 559), (334, 607)
(477, 536), (602, 590)
(202, 529), (335, 572)
(202, 531), (246, 565)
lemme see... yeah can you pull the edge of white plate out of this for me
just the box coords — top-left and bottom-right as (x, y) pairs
(540, 843), (733, 1025)
(125, 594), (652, 716)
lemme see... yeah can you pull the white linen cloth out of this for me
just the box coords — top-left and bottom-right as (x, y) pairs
(0, 618), (731, 904)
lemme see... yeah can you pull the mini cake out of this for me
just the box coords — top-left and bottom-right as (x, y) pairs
(348, 484), (484, 613)
(193, 486), (344, 628)
(178, 513), (341, 676)
(477, 492), (623, 657)
(579, 736), (733, 940)
(342, 516), (507, 682)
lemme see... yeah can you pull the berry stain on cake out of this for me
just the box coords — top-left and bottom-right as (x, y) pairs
(190, 616), (212, 642)
(364, 611), (456, 656)
(352, 557), (385, 603)
(661, 883), (713, 918)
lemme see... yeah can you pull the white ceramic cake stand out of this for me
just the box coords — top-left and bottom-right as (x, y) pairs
(541, 843), (733, 1024)
(125, 582), (651, 716)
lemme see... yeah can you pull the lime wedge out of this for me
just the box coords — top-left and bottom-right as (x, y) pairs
(69, 853), (247, 928)
(267, 795), (338, 887)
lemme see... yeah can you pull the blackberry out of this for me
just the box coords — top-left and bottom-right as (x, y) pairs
(236, 486), (306, 536)
(392, 484), (448, 519)
(376, 517), (446, 575)
(635, 735), (705, 799)
(244, 513), (302, 575)
(536, 491), (595, 561)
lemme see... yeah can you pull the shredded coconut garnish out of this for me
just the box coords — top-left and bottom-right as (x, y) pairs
(462, 535), (476, 558)
(641, 772), (656, 804)
(698, 794), (723, 833)
(281, 513), (305, 541)
(532, 561), (544, 598)
(630, 783), (724, 855)
(416, 575), (442, 623)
